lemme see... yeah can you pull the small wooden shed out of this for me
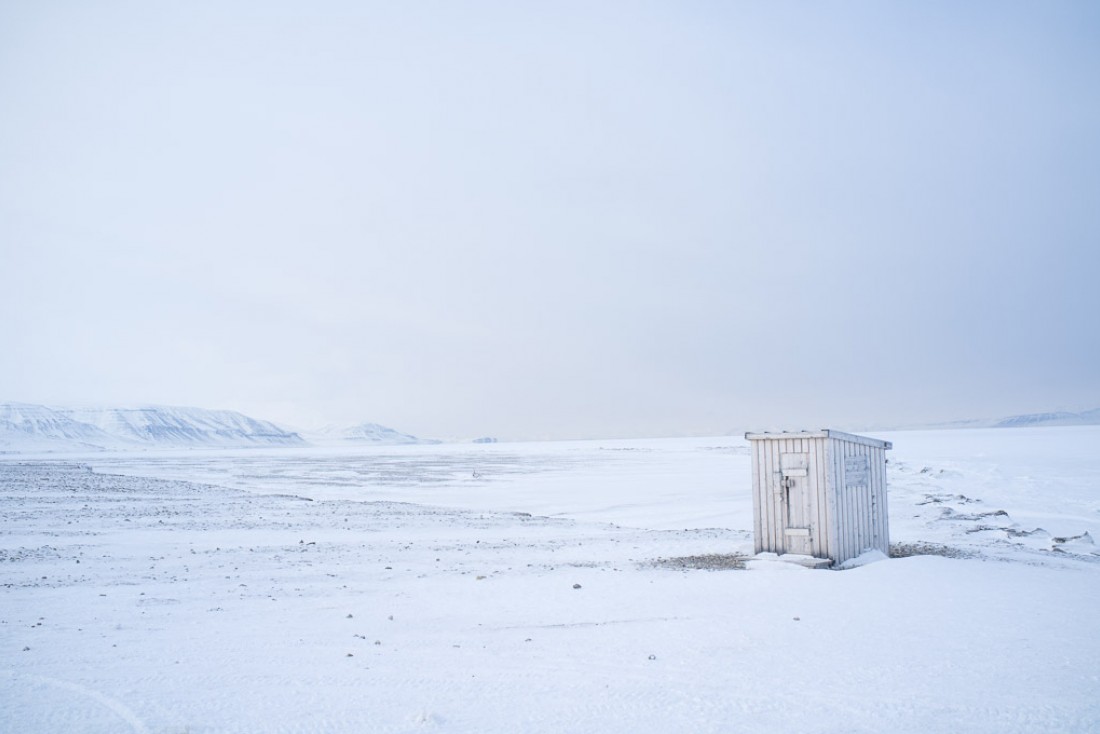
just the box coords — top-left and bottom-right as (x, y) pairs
(745, 430), (892, 566)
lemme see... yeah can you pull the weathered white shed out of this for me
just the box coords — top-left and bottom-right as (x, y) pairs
(745, 430), (892, 566)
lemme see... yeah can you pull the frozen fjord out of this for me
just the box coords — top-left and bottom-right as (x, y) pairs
(2, 427), (1099, 733)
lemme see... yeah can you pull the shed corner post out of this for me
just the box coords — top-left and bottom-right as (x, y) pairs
(880, 441), (892, 554)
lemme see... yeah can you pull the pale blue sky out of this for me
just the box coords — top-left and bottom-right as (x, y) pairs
(2, 1), (1098, 439)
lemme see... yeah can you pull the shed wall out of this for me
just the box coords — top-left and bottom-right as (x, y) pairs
(827, 437), (889, 563)
(751, 435), (831, 558)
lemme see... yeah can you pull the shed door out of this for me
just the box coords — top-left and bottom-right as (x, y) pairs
(780, 453), (813, 555)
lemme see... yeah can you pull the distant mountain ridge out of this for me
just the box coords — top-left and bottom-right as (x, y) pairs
(61, 406), (305, 446)
(913, 408), (1100, 431)
(991, 408), (1100, 428)
(0, 402), (436, 453)
(0, 403), (305, 452)
(0, 403), (119, 451)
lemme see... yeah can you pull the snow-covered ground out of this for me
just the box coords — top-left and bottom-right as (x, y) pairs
(2, 427), (1098, 732)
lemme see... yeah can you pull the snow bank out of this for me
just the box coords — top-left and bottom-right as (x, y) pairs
(836, 548), (889, 569)
(2, 427), (1099, 732)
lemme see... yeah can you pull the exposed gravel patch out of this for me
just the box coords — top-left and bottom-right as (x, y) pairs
(889, 542), (974, 559)
(649, 553), (747, 571)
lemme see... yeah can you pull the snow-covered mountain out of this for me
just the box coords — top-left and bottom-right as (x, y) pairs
(0, 403), (438, 452)
(0, 403), (305, 452)
(0, 403), (121, 452)
(304, 422), (437, 446)
(57, 406), (305, 446)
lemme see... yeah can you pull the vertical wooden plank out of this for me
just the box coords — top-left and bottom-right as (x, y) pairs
(820, 437), (828, 559)
(824, 437), (838, 563)
(871, 442), (880, 550)
(757, 439), (766, 553)
(815, 436), (827, 558)
(849, 440), (858, 554)
(762, 439), (772, 552)
(774, 435), (783, 550)
(838, 438), (849, 563)
(860, 444), (868, 551)
(762, 439), (772, 553)
(777, 438), (787, 553)
(863, 444), (871, 551)
(794, 437), (806, 552)
(858, 444), (866, 554)
(805, 435), (814, 550)
(808, 437), (822, 557)
(750, 438), (761, 554)
(782, 438), (793, 549)
(874, 446), (885, 551)
(844, 440), (856, 562)
(807, 439), (815, 555)
(836, 442), (844, 563)
(828, 437), (839, 563)
(867, 445), (877, 551)
(791, 438), (801, 532)
(867, 448), (875, 548)
(806, 437), (817, 556)
(763, 438), (774, 554)
(755, 439), (766, 553)
(832, 437), (844, 563)
(795, 438), (805, 531)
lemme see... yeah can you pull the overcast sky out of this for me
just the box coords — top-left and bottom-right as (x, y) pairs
(2, 1), (1098, 440)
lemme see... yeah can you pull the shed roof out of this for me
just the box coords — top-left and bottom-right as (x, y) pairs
(743, 429), (892, 450)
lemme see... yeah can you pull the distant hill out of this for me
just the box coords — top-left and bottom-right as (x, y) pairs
(303, 422), (438, 446)
(915, 408), (1100, 431)
(0, 403), (305, 452)
(992, 408), (1100, 428)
